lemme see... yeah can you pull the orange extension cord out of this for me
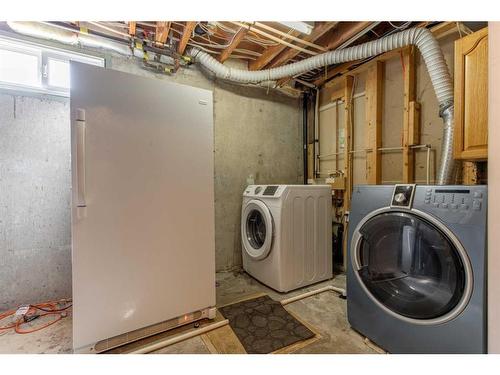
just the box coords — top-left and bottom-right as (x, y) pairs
(0, 299), (72, 334)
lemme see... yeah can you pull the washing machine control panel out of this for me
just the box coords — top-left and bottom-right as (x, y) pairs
(244, 185), (285, 197)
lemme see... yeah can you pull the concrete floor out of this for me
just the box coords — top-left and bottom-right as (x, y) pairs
(0, 272), (377, 354)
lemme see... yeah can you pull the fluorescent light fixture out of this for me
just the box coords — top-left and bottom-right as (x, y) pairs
(278, 22), (314, 35)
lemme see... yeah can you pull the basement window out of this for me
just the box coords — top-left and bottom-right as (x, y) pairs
(0, 36), (104, 96)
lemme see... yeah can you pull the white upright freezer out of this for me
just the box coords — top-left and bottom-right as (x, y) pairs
(70, 62), (216, 353)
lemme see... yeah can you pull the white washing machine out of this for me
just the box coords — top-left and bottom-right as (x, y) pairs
(241, 185), (333, 292)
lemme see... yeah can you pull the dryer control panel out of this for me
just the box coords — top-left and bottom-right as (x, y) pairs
(422, 187), (484, 211)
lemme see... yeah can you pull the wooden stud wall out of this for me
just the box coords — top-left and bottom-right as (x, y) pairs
(341, 75), (354, 270)
(365, 61), (384, 184)
(402, 46), (421, 183)
(343, 76), (354, 210)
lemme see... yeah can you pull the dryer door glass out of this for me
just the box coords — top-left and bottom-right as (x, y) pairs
(356, 212), (466, 320)
(246, 209), (267, 249)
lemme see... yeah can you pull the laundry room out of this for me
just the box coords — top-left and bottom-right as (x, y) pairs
(1, 1), (499, 372)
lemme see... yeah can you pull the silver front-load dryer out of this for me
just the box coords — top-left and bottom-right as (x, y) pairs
(347, 184), (487, 353)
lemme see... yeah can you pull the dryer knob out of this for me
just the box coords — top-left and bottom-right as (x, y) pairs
(394, 192), (407, 204)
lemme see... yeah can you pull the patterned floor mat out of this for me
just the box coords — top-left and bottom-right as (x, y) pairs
(219, 295), (315, 354)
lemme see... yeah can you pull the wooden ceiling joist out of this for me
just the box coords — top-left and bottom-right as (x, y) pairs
(253, 22), (327, 52)
(218, 27), (248, 63)
(178, 21), (197, 55)
(266, 22), (339, 69)
(323, 21), (373, 51)
(128, 21), (136, 36)
(276, 22), (375, 87)
(230, 21), (318, 56)
(155, 21), (171, 45)
(248, 30), (301, 71)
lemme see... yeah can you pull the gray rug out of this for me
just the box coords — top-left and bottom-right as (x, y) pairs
(219, 295), (315, 354)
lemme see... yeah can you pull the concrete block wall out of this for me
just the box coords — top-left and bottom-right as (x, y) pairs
(0, 48), (302, 310)
(0, 94), (72, 310)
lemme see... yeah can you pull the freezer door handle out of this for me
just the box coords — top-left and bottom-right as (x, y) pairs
(75, 119), (86, 207)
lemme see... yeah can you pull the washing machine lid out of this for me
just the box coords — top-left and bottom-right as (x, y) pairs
(242, 199), (274, 260)
(351, 207), (473, 325)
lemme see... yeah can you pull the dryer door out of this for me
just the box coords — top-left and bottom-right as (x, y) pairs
(242, 199), (274, 260)
(351, 209), (473, 325)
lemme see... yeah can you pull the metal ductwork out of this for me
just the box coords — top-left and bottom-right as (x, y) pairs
(6, 22), (455, 184)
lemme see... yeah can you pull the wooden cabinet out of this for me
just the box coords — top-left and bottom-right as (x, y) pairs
(454, 27), (489, 160)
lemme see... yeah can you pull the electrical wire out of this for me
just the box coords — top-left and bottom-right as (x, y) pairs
(0, 299), (72, 335)
(215, 21), (281, 47)
(388, 21), (412, 30)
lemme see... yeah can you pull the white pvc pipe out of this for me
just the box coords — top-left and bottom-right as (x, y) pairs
(128, 319), (229, 354)
(280, 285), (346, 306)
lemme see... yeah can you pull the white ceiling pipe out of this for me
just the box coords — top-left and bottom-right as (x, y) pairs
(7, 21), (133, 56)
(6, 21), (177, 68)
(190, 27), (455, 184)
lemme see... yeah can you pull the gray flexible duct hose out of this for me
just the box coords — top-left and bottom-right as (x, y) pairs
(190, 27), (455, 184)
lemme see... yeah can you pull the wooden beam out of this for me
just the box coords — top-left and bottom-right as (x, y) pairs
(155, 21), (171, 45)
(277, 22), (372, 87)
(462, 161), (480, 184)
(402, 46), (418, 183)
(313, 60), (362, 87)
(177, 21), (196, 55)
(230, 21), (317, 56)
(324, 21), (373, 51)
(365, 61), (384, 184)
(342, 75), (354, 270)
(128, 22), (136, 36)
(266, 22), (339, 69)
(248, 30), (301, 71)
(430, 21), (457, 37)
(218, 27), (248, 63)
(254, 22), (328, 52)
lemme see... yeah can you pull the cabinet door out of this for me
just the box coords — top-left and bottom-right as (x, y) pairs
(454, 27), (488, 160)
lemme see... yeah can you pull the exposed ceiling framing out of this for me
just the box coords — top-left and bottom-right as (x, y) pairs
(46, 21), (453, 89)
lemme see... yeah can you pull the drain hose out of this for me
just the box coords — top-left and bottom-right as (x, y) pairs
(190, 27), (455, 184)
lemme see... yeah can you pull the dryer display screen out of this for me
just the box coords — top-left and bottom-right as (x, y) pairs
(263, 186), (279, 196)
